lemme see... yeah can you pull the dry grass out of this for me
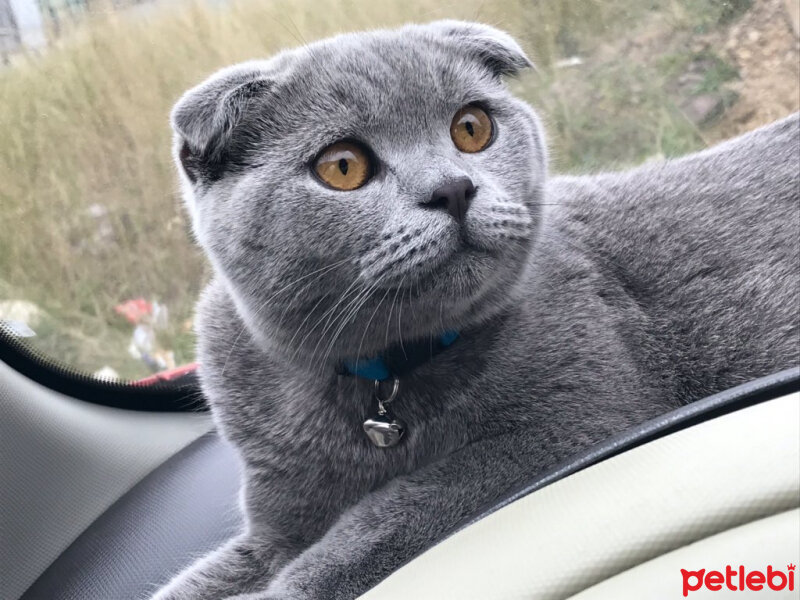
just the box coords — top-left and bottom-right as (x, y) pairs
(0, 0), (770, 379)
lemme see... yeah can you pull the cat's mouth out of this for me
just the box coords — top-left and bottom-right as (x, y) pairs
(365, 210), (529, 301)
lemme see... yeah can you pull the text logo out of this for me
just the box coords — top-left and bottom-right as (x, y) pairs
(681, 564), (795, 596)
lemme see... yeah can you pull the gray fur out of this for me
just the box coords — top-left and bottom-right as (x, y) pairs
(152, 20), (800, 600)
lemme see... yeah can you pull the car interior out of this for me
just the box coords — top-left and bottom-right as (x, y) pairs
(2, 1), (799, 598)
(2, 327), (798, 600)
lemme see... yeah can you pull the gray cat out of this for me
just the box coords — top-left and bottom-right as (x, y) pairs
(152, 20), (800, 600)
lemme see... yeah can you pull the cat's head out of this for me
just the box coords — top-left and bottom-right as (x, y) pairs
(172, 21), (546, 366)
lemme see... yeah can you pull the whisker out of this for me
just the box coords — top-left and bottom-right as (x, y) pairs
(397, 285), (407, 359)
(385, 275), (406, 348)
(354, 286), (391, 374)
(283, 291), (331, 355)
(305, 276), (365, 362)
(316, 280), (379, 375)
(260, 258), (350, 312)
(274, 274), (331, 334)
(220, 258), (348, 376)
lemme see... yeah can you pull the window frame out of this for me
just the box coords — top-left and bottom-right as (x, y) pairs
(0, 325), (207, 412)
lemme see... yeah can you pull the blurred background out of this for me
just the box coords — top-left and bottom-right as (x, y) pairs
(1, 0), (798, 381)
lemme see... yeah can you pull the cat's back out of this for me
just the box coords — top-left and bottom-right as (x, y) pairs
(546, 113), (798, 243)
(542, 113), (799, 400)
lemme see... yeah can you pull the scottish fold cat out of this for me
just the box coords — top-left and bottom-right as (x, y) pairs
(152, 20), (799, 600)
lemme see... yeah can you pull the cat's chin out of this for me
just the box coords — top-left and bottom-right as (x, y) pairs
(381, 245), (522, 336)
(378, 244), (496, 297)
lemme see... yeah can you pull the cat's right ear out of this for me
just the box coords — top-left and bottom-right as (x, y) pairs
(425, 21), (533, 78)
(171, 64), (273, 184)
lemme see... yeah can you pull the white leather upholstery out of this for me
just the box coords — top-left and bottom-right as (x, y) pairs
(571, 508), (799, 599)
(360, 393), (800, 600)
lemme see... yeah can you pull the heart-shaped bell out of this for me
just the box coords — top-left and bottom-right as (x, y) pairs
(363, 411), (406, 448)
(363, 378), (405, 448)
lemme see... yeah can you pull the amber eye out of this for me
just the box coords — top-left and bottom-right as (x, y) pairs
(450, 105), (493, 153)
(313, 141), (372, 191)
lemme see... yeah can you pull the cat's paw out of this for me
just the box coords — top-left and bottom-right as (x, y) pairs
(147, 533), (283, 600)
(149, 581), (219, 600)
(147, 584), (186, 600)
(223, 594), (284, 600)
(148, 566), (226, 600)
(150, 580), (251, 600)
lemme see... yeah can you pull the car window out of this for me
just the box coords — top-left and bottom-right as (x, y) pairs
(1, 0), (797, 383)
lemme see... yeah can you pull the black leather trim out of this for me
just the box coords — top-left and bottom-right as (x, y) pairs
(458, 366), (800, 532)
(0, 325), (207, 412)
(20, 434), (243, 600)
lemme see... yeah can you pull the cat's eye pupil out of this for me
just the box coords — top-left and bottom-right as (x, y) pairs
(450, 106), (493, 153)
(314, 141), (371, 191)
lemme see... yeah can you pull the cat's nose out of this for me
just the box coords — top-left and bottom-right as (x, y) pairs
(422, 178), (476, 224)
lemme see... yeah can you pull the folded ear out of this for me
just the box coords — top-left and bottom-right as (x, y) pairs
(171, 63), (273, 184)
(425, 20), (533, 77)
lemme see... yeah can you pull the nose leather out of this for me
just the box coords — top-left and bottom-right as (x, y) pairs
(424, 178), (476, 224)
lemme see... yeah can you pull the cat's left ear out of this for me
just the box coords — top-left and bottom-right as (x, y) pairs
(426, 20), (534, 77)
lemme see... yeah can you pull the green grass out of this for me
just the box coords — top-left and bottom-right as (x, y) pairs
(0, 0), (756, 379)
(695, 52), (740, 94)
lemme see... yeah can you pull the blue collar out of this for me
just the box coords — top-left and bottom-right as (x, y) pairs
(341, 330), (460, 380)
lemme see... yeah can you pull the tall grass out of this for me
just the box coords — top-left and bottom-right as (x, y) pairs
(0, 0), (759, 378)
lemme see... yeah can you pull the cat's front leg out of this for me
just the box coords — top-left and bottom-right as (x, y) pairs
(256, 431), (543, 600)
(149, 533), (289, 600)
